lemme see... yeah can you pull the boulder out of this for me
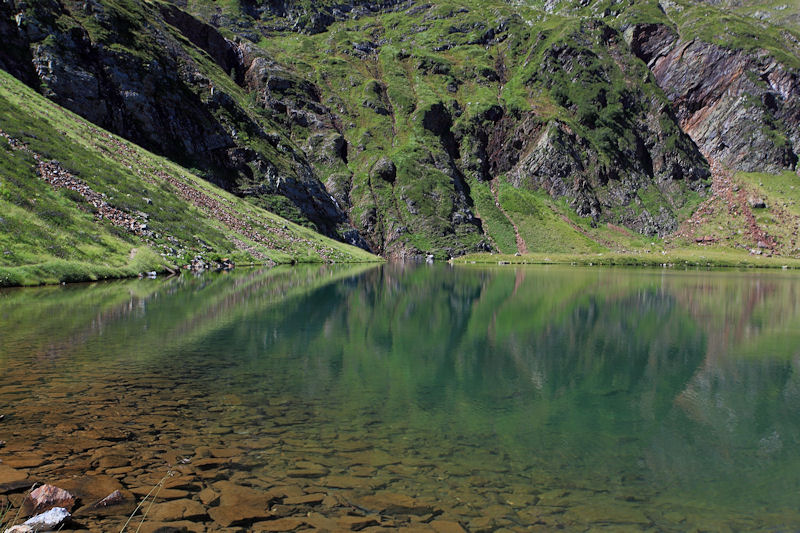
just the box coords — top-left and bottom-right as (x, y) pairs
(22, 507), (70, 531)
(21, 484), (75, 516)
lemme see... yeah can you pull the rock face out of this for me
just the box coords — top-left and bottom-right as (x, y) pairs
(628, 23), (800, 172)
(470, 21), (710, 236)
(239, 0), (410, 34)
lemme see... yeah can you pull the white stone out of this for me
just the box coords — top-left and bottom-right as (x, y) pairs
(22, 507), (70, 531)
(5, 526), (35, 533)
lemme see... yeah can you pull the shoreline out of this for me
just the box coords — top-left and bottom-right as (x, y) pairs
(0, 258), (384, 289)
(451, 250), (800, 270)
(4, 248), (798, 289)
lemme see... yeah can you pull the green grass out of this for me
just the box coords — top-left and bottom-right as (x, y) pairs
(667, 170), (800, 255)
(496, 184), (606, 253)
(455, 249), (800, 269)
(469, 180), (518, 254)
(736, 171), (800, 255)
(0, 69), (378, 286)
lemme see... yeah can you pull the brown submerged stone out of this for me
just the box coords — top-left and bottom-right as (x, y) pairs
(338, 515), (381, 530)
(0, 465), (28, 485)
(264, 485), (304, 500)
(322, 475), (378, 490)
(430, 520), (467, 533)
(357, 492), (435, 516)
(209, 504), (273, 527)
(147, 498), (207, 521)
(2, 454), (47, 469)
(283, 492), (326, 506)
(197, 486), (220, 505)
(214, 480), (272, 508)
(135, 520), (205, 533)
(302, 512), (339, 530)
(253, 517), (305, 532)
(58, 475), (136, 517)
(129, 486), (191, 500)
(95, 455), (131, 469)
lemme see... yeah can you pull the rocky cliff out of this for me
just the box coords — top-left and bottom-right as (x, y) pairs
(628, 22), (799, 173)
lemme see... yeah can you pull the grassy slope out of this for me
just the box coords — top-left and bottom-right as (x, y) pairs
(5, 0), (797, 269)
(0, 69), (378, 286)
(667, 170), (800, 255)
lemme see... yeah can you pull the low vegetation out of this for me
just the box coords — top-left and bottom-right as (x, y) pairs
(0, 70), (378, 286)
(455, 249), (800, 269)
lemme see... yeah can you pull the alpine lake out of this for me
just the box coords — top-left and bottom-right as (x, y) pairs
(2, 263), (800, 532)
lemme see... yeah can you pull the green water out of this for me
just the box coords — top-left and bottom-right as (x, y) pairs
(2, 264), (800, 530)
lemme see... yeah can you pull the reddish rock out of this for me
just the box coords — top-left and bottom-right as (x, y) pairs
(92, 490), (124, 508)
(21, 484), (75, 516)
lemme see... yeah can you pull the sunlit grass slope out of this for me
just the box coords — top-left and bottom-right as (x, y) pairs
(0, 69), (378, 286)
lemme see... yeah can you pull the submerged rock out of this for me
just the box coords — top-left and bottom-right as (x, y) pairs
(147, 499), (207, 522)
(0, 465), (27, 486)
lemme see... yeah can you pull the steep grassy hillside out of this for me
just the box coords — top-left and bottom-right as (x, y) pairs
(226, 0), (715, 257)
(178, 0), (798, 257)
(0, 69), (377, 286)
(0, 0), (798, 261)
